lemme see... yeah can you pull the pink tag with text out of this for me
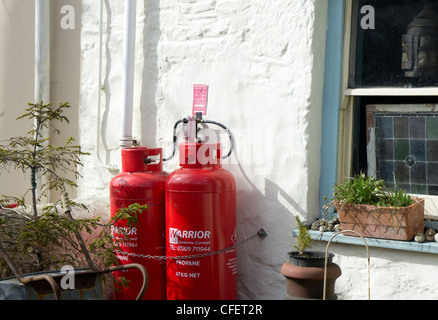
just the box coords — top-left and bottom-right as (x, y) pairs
(192, 84), (209, 115)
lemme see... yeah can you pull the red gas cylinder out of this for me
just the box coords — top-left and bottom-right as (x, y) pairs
(166, 142), (237, 300)
(110, 147), (167, 300)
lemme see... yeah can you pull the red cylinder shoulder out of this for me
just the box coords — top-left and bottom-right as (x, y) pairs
(166, 167), (235, 193)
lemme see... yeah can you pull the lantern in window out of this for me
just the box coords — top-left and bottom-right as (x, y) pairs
(402, 8), (438, 77)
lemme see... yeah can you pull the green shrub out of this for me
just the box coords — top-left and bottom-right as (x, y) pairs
(331, 172), (414, 208)
(293, 216), (312, 256)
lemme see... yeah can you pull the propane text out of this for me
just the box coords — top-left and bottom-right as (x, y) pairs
(176, 260), (200, 266)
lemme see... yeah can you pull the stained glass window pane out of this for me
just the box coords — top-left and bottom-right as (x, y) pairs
(367, 104), (438, 195)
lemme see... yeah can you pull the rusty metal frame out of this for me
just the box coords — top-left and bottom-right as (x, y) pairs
(323, 230), (371, 300)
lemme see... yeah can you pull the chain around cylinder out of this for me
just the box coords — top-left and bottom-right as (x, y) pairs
(116, 228), (267, 261)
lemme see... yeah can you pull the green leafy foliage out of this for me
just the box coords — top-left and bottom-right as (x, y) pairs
(0, 203), (147, 278)
(88, 203), (148, 269)
(0, 102), (147, 281)
(331, 172), (414, 208)
(0, 101), (90, 216)
(293, 216), (312, 256)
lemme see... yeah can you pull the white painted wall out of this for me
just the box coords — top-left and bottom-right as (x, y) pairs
(311, 240), (438, 300)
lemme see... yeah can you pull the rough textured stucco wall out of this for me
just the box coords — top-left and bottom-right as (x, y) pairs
(79, 0), (328, 299)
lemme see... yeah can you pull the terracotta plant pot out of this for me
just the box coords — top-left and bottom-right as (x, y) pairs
(281, 251), (341, 300)
(335, 198), (424, 241)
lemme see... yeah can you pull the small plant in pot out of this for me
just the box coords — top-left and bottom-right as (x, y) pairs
(329, 173), (425, 241)
(288, 216), (335, 267)
(280, 216), (341, 300)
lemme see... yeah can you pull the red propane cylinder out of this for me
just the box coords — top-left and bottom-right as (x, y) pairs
(110, 147), (167, 300)
(166, 142), (237, 300)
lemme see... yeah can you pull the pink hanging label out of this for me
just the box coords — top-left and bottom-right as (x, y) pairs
(192, 84), (209, 115)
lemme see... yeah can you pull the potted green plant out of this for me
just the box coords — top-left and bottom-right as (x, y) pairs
(280, 216), (341, 300)
(329, 173), (424, 241)
(0, 102), (148, 300)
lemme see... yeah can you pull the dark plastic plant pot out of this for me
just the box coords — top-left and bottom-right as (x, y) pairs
(288, 251), (334, 268)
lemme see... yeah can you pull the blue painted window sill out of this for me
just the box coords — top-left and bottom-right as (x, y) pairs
(293, 230), (438, 255)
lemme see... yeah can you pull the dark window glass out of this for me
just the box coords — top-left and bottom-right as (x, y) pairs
(351, 0), (438, 88)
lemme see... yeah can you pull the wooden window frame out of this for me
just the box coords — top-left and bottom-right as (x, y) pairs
(338, 0), (438, 218)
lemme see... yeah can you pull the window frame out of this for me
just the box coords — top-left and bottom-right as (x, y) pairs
(320, 0), (438, 218)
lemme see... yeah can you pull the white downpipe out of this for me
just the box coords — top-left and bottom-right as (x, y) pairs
(35, 0), (50, 104)
(34, 0), (51, 202)
(119, 0), (137, 148)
